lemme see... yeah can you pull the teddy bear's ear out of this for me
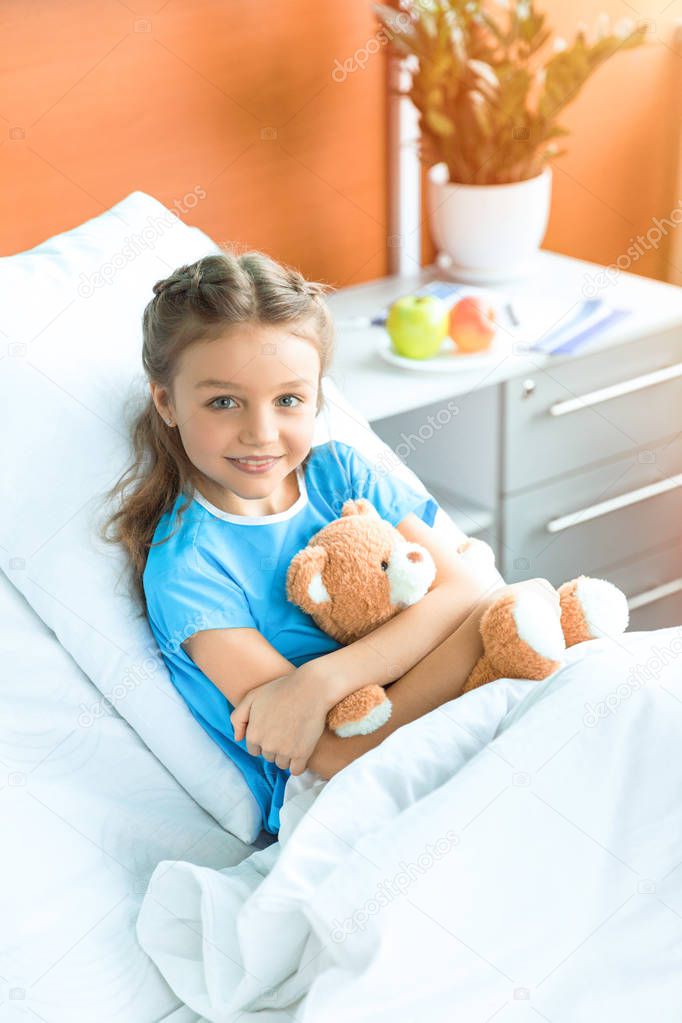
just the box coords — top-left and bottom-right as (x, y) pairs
(341, 497), (379, 519)
(286, 544), (331, 614)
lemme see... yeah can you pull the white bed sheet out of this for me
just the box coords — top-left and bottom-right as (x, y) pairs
(0, 567), (269, 1023)
(137, 627), (682, 1022)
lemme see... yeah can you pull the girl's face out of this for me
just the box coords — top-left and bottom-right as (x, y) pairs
(151, 320), (321, 515)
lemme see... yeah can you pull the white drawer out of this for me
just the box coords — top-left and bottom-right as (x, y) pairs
(502, 325), (682, 492)
(501, 435), (682, 586)
(604, 543), (682, 632)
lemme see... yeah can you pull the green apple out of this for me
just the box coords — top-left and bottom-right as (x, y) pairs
(386, 295), (449, 359)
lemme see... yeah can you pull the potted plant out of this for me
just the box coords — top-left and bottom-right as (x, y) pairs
(373, 0), (648, 281)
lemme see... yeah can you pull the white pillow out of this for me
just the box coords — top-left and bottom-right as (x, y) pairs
(0, 191), (263, 844)
(0, 190), (440, 845)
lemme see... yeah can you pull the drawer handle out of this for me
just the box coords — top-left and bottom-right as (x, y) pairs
(628, 577), (682, 611)
(546, 473), (682, 533)
(549, 362), (682, 417)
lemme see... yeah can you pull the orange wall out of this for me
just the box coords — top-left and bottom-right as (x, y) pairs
(2, 1), (681, 287)
(0, 0), (389, 288)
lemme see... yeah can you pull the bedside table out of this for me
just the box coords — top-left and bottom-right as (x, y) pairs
(326, 250), (682, 632)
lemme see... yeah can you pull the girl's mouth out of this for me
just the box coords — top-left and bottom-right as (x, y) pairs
(226, 456), (282, 474)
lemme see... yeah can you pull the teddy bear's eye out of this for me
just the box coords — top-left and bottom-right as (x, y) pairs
(380, 560), (389, 571)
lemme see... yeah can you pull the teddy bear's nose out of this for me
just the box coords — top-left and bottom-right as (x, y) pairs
(406, 550), (422, 563)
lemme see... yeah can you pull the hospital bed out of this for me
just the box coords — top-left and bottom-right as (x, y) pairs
(2, 192), (681, 1022)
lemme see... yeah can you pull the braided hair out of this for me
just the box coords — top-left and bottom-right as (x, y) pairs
(100, 248), (336, 613)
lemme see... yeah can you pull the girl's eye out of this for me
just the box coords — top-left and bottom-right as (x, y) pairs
(209, 396), (237, 410)
(208, 394), (303, 410)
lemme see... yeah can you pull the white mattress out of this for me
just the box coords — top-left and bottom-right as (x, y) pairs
(0, 568), (266, 1023)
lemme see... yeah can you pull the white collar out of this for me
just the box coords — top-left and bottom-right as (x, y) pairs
(192, 463), (308, 524)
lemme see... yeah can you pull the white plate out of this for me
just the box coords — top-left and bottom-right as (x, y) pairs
(378, 331), (513, 372)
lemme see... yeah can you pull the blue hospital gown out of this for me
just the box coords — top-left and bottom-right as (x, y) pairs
(143, 440), (441, 834)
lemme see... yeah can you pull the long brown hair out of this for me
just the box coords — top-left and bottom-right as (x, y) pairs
(99, 248), (336, 614)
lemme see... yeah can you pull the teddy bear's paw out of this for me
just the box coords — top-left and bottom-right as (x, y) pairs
(327, 684), (393, 738)
(479, 589), (565, 680)
(559, 576), (630, 646)
(457, 537), (496, 564)
(511, 589), (566, 664)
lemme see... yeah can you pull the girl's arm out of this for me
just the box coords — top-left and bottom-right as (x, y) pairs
(307, 585), (495, 779)
(300, 512), (505, 709)
(307, 575), (557, 780)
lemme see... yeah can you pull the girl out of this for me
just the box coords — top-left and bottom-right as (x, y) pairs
(103, 249), (555, 836)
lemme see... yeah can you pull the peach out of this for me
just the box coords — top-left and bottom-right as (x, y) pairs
(448, 296), (496, 353)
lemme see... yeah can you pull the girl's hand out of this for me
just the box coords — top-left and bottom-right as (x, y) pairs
(457, 536), (506, 592)
(230, 669), (330, 776)
(494, 577), (561, 616)
(514, 577), (561, 613)
(457, 540), (558, 614)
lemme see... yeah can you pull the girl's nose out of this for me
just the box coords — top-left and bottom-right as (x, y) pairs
(241, 409), (278, 444)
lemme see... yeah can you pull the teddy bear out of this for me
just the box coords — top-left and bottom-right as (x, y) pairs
(286, 498), (630, 738)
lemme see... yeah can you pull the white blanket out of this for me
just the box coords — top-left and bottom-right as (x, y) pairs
(137, 628), (682, 1021)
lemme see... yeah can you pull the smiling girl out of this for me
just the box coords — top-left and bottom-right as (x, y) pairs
(103, 250), (554, 836)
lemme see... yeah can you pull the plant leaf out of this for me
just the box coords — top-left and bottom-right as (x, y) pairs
(425, 108), (457, 137)
(393, 1), (647, 184)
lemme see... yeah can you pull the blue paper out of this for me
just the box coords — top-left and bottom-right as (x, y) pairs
(547, 307), (632, 356)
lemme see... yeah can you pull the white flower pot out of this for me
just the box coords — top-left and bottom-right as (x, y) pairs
(427, 163), (552, 283)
